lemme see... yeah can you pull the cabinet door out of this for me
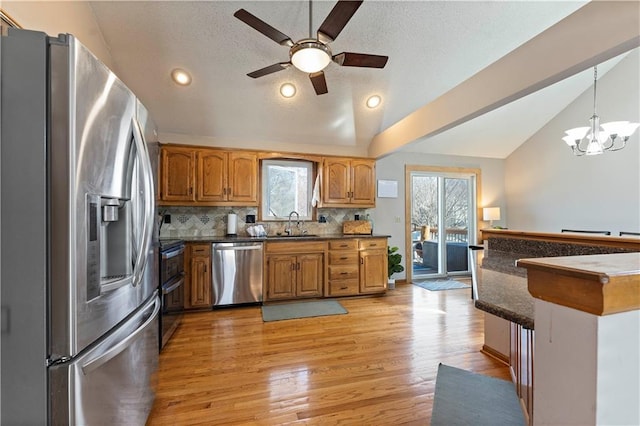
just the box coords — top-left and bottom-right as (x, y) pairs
(197, 150), (226, 201)
(161, 147), (195, 201)
(359, 250), (387, 293)
(350, 159), (375, 206)
(228, 152), (258, 203)
(322, 158), (351, 204)
(297, 253), (323, 297)
(266, 255), (296, 300)
(190, 255), (212, 308)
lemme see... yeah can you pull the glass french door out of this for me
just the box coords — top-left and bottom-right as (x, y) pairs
(410, 171), (476, 279)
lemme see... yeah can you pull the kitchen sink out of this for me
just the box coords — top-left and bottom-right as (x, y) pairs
(268, 234), (319, 239)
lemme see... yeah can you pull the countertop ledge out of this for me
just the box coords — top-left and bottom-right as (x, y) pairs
(164, 234), (391, 243)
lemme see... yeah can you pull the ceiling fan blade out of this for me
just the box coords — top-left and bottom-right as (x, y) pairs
(317, 0), (363, 44)
(333, 52), (388, 68)
(309, 72), (328, 95)
(247, 62), (291, 79)
(234, 9), (294, 47)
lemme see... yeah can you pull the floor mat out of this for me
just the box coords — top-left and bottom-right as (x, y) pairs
(413, 279), (470, 291)
(431, 363), (525, 426)
(262, 300), (347, 322)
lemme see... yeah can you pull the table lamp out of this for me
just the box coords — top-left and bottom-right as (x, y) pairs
(483, 207), (501, 228)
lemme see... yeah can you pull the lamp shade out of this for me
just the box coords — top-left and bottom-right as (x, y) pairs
(483, 207), (501, 221)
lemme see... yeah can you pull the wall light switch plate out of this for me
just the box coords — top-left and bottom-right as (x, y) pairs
(394, 216), (401, 223)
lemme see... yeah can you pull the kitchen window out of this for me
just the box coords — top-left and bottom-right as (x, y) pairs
(261, 159), (314, 221)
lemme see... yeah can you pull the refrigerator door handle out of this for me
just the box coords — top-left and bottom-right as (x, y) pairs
(81, 295), (160, 375)
(130, 118), (154, 287)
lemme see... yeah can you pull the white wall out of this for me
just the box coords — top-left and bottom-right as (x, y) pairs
(505, 50), (640, 235)
(2, 1), (115, 70)
(374, 152), (506, 280)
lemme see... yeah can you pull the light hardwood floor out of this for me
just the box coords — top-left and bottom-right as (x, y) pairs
(147, 281), (510, 425)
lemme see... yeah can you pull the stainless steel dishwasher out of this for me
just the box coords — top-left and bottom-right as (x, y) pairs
(211, 242), (263, 306)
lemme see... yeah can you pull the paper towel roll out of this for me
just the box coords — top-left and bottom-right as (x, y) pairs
(227, 213), (237, 235)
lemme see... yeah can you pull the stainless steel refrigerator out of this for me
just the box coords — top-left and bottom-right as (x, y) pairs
(1, 28), (160, 424)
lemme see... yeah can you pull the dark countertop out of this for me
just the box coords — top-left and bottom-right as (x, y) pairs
(163, 234), (391, 244)
(471, 248), (535, 329)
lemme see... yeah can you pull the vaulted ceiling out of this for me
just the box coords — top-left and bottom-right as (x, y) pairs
(85, 1), (636, 158)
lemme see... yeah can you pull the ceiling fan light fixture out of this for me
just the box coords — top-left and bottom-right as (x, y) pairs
(171, 68), (192, 86)
(366, 95), (381, 109)
(290, 40), (331, 73)
(280, 83), (296, 98)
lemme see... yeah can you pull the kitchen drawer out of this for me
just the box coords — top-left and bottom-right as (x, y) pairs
(190, 244), (211, 256)
(358, 239), (386, 250)
(328, 279), (359, 296)
(328, 251), (358, 265)
(328, 240), (358, 251)
(328, 265), (358, 280)
(266, 241), (326, 254)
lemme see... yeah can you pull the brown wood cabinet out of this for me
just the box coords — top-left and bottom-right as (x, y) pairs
(321, 157), (375, 207)
(184, 243), (212, 309)
(327, 240), (360, 296)
(160, 145), (258, 206)
(161, 146), (196, 202)
(358, 238), (387, 293)
(265, 241), (324, 301)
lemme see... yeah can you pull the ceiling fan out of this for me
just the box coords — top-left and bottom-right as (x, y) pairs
(234, 0), (388, 95)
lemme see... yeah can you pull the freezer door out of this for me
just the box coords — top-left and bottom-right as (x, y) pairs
(49, 294), (160, 425)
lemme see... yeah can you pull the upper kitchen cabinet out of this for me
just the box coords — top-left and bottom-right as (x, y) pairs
(197, 150), (258, 204)
(160, 146), (196, 202)
(159, 145), (258, 206)
(321, 157), (375, 207)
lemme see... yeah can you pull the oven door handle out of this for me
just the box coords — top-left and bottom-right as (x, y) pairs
(162, 247), (185, 260)
(162, 274), (185, 295)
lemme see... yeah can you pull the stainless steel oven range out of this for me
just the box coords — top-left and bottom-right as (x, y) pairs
(159, 239), (185, 350)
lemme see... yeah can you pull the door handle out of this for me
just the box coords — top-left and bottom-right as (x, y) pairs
(81, 295), (160, 374)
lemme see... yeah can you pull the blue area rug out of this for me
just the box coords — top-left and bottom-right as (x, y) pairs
(413, 279), (470, 291)
(262, 300), (347, 322)
(431, 364), (525, 426)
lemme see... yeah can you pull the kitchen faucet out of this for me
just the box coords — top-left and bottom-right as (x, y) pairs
(285, 211), (299, 235)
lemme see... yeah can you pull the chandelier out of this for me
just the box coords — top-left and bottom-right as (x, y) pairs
(562, 66), (639, 156)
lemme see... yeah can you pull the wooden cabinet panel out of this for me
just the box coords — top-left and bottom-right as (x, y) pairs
(228, 152), (257, 203)
(350, 160), (375, 205)
(359, 249), (387, 293)
(322, 158), (351, 204)
(328, 251), (358, 264)
(197, 150), (226, 201)
(266, 255), (296, 300)
(160, 146), (257, 206)
(328, 265), (359, 280)
(186, 244), (212, 309)
(297, 254), (323, 297)
(266, 252), (324, 301)
(321, 157), (375, 207)
(328, 240), (358, 250)
(161, 147), (195, 201)
(328, 279), (360, 296)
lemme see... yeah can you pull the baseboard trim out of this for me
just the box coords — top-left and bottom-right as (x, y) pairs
(481, 344), (509, 365)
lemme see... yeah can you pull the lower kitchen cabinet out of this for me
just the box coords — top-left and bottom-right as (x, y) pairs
(266, 253), (324, 301)
(184, 243), (212, 309)
(359, 238), (388, 293)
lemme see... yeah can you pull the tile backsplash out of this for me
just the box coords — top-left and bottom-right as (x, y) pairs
(159, 206), (372, 238)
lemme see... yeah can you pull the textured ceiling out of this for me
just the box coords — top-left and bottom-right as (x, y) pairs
(88, 1), (592, 158)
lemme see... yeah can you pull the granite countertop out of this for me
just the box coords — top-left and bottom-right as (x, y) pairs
(472, 248), (535, 329)
(163, 233), (391, 244)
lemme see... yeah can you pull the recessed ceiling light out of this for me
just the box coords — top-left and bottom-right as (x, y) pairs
(280, 83), (296, 98)
(366, 95), (381, 108)
(171, 68), (192, 86)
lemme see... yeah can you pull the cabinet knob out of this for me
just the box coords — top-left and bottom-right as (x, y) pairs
(340, 256), (348, 260)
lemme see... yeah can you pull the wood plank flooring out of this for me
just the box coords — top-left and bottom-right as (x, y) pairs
(147, 282), (510, 425)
